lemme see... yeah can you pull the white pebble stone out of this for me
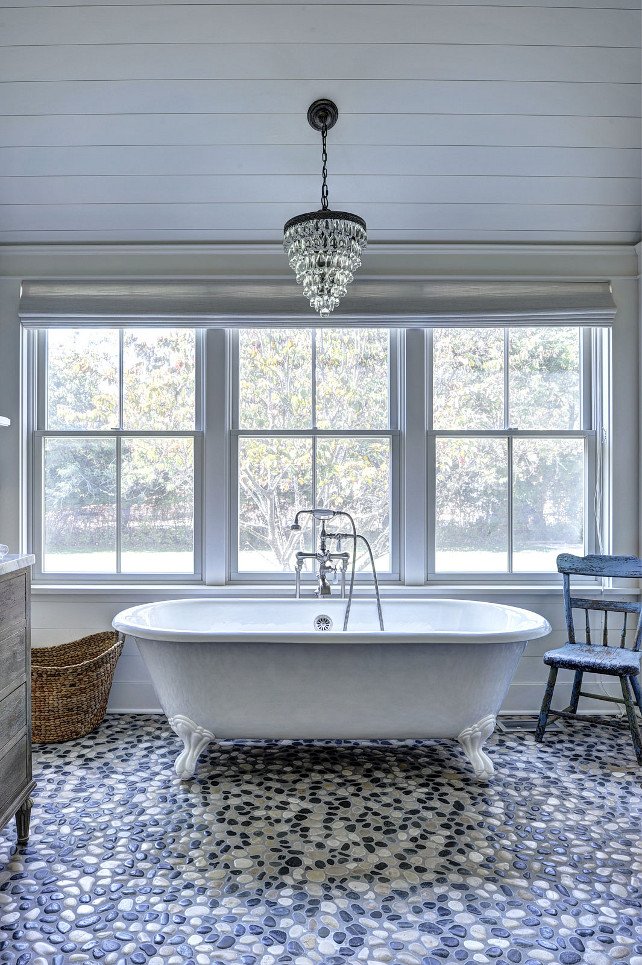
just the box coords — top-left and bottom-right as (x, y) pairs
(371, 951), (393, 963)
(104, 954), (119, 965)
(470, 924), (487, 939)
(396, 954), (420, 965)
(318, 940), (335, 955)
(464, 941), (485, 951)
(118, 898), (134, 911)
(33, 942), (56, 955)
(24, 908), (40, 920)
(394, 928), (419, 942)
(79, 875), (94, 892)
(69, 930), (93, 943)
(123, 943), (136, 955)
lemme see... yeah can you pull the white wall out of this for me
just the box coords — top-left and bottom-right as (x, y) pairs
(0, 242), (638, 717)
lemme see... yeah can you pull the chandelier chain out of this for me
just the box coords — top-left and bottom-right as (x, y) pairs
(321, 121), (329, 210)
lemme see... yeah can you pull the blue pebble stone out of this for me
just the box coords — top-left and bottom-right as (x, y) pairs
(217, 936), (235, 949)
(559, 954), (582, 965)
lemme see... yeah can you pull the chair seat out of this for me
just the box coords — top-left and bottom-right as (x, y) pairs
(543, 642), (641, 676)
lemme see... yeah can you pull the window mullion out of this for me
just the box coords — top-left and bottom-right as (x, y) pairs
(507, 435), (513, 573)
(404, 328), (428, 584)
(116, 435), (122, 573)
(204, 328), (229, 584)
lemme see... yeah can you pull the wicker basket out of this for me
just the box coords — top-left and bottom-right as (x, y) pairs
(31, 631), (124, 743)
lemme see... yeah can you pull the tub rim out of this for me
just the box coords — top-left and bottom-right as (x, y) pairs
(112, 597), (552, 646)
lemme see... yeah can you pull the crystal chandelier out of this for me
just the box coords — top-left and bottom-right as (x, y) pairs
(284, 100), (367, 318)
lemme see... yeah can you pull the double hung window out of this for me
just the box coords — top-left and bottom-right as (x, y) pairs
(429, 327), (595, 575)
(34, 328), (199, 578)
(232, 328), (395, 576)
(28, 323), (604, 584)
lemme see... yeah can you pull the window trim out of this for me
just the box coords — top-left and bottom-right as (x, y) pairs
(25, 323), (610, 588)
(425, 326), (606, 581)
(29, 328), (204, 584)
(227, 329), (401, 583)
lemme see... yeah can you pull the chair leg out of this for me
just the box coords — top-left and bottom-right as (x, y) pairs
(619, 675), (642, 765)
(568, 670), (583, 714)
(630, 675), (642, 716)
(536, 666), (558, 743)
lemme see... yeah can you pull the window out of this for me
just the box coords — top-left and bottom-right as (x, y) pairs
(232, 329), (395, 576)
(28, 324), (604, 584)
(429, 327), (595, 575)
(34, 328), (199, 578)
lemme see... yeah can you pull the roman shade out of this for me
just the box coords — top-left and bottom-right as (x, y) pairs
(19, 278), (616, 328)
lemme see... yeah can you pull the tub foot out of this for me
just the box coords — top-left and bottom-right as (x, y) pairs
(457, 714), (496, 780)
(168, 714), (215, 780)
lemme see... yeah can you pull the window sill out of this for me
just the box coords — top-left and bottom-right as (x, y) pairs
(31, 580), (638, 603)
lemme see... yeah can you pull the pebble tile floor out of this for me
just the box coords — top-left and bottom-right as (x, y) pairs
(0, 713), (641, 965)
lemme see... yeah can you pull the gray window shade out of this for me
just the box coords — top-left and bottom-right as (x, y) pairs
(19, 278), (616, 327)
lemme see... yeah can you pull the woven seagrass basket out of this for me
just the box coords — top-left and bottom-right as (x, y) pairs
(31, 631), (124, 743)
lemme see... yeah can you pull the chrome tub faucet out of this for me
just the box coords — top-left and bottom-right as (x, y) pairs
(290, 508), (384, 631)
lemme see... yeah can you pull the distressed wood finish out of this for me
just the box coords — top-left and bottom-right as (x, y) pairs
(536, 553), (642, 764)
(0, 566), (35, 844)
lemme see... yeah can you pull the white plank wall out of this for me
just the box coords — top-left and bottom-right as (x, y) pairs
(29, 593), (629, 717)
(0, 0), (639, 244)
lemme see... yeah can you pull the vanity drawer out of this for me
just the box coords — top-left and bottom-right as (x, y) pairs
(0, 684), (26, 754)
(0, 735), (28, 815)
(0, 628), (26, 696)
(0, 573), (26, 637)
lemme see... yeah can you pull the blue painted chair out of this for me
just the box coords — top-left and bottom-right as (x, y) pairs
(535, 553), (642, 764)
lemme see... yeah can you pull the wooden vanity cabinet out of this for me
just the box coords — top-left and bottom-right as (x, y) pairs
(0, 563), (35, 843)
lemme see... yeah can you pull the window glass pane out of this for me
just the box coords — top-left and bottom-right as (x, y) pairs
(47, 329), (118, 430)
(43, 438), (116, 573)
(435, 438), (508, 572)
(513, 438), (584, 572)
(123, 329), (195, 431)
(238, 438), (313, 571)
(239, 330), (312, 429)
(121, 438), (194, 574)
(509, 328), (581, 430)
(316, 438), (391, 572)
(315, 330), (389, 430)
(433, 329), (503, 430)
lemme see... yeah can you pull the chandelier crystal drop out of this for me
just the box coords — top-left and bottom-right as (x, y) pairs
(283, 100), (367, 318)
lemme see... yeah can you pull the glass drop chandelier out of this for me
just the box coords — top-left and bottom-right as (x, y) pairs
(284, 99), (367, 318)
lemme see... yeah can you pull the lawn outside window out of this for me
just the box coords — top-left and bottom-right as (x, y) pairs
(27, 324), (606, 585)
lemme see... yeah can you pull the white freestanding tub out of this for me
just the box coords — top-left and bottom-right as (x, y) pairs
(113, 598), (550, 781)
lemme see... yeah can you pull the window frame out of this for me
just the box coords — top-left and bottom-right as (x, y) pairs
(28, 327), (204, 584)
(227, 328), (401, 583)
(25, 323), (609, 587)
(425, 326), (604, 581)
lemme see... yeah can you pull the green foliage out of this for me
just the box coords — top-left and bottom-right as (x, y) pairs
(42, 325), (585, 574)
(44, 330), (195, 563)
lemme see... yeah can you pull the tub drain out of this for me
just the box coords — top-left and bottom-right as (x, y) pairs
(314, 614), (333, 631)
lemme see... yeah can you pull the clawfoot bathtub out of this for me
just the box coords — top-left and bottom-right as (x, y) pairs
(113, 598), (550, 780)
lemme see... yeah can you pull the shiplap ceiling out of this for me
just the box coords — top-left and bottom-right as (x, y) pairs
(0, 0), (640, 244)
